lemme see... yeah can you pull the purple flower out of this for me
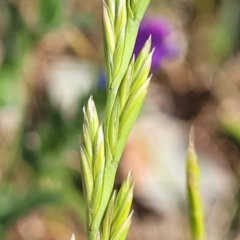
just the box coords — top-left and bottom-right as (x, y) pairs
(98, 71), (107, 89)
(134, 17), (180, 71)
(98, 17), (180, 87)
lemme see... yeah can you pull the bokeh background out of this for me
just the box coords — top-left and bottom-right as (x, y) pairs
(1, 0), (240, 239)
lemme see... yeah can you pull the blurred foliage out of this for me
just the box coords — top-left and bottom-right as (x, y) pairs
(0, 0), (104, 238)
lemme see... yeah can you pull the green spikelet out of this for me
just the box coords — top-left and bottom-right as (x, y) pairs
(79, 0), (152, 239)
(186, 127), (205, 240)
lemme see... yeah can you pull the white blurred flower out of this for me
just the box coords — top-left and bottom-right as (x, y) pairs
(119, 109), (238, 239)
(45, 57), (96, 120)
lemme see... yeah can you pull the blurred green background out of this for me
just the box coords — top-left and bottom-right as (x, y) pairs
(1, 0), (240, 239)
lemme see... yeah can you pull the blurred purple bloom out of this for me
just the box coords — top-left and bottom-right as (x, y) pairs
(98, 71), (107, 89)
(98, 17), (180, 87)
(134, 17), (179, 71)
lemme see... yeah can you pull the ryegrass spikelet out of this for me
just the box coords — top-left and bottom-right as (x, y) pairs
(101, 172), (134, 240)
(79, 0), (152, 239)
(103, 0), (150, 89)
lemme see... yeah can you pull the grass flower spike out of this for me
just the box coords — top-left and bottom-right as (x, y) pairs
(186, 128), (205, 240)
(101, 172), (134, 240)
(103, 0), (151, 89)
(80, 0), (152, 239)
